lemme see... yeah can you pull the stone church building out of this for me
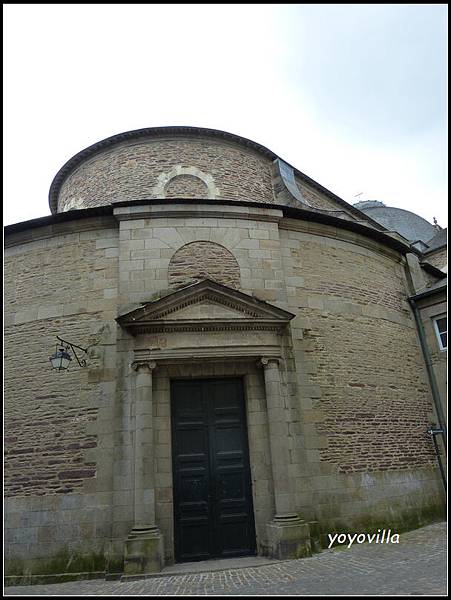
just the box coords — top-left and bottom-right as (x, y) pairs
(4, 127), (447, 581)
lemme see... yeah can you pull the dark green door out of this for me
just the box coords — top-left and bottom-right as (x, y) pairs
(171, 378), (256, 562)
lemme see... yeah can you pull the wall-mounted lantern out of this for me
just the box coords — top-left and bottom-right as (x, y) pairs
(49, 336), (88, 371)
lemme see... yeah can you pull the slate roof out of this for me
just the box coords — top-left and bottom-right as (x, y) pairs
(355, 205), (438, 243)
(425, 228), (447, 253)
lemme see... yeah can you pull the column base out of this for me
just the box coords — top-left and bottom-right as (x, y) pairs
(123, 526), (164, 576)
(267, 515), (312, 560)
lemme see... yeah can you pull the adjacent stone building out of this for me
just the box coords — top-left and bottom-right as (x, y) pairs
(4, 126), (447, 582)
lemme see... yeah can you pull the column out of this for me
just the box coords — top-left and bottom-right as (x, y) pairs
(260, 357), (312, 559)
(123, 360), (164, 576)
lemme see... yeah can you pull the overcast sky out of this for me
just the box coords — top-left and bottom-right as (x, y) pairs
(4, 4), (448, 228)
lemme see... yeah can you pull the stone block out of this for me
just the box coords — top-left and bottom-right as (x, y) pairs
(37, 305), (64, 319)
(266, 517), (312, 559)
(122, 527), (164, 579)
(14, 309), (38, 324)
(237, 238), (260, 250)
(120, 220), (145, 230)
(249, 249), (271, 259)
(250, 229), (270, 239)
(96, 238), (119, 249)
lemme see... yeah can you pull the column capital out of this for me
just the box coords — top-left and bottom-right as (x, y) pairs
(259, 356), (281, 369)
(131, 359), (157, 373)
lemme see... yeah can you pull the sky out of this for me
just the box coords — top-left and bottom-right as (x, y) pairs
(3, 4), (448, 228)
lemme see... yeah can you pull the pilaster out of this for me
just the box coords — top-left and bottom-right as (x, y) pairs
(260, 357), (312, 559)
(123, 359), (164, 576)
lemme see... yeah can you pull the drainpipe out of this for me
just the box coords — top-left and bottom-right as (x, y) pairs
(427, 426), (447, 492)
(404, 252), (447, 493)
(408, 295), (447, 454)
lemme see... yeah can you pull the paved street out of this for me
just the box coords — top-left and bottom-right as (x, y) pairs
(5, 521), (447, 596)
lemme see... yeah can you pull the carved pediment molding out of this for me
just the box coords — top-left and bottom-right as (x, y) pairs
(116, 279), (295, 336)
(146, 292), (262, 320)
(128, 321), (286, 335)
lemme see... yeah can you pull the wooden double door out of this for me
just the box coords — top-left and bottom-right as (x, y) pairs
(171, 378), (256, 562)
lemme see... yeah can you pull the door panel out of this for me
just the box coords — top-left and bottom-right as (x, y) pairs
(172, 381), (211, 561)
(171, 378), (255, 562)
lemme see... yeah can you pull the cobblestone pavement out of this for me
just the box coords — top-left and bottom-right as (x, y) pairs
(5, 522), (447, 596)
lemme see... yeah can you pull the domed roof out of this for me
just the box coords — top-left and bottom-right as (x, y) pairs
(353, 201), (438, 243)
(48, 126), (279, 214)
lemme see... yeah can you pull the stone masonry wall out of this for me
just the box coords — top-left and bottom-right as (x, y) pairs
(115, 204), (286, 309)
(278, 220), (442, 529)
(165, 174), (208, 198)
(58, 137), (275, 211)
(279, 222), (436, 472)
(168, 240), (241, 289)
(5, 204), (444, 575)
(288, 237), (406, 312)
(424, 247), (447, 270)
(4, 218), (120, 570)
(114, 204), (443, 541)
(295, 177), (358, 220)
(4, 316), (99, 497)
(305, 310), (435, 473)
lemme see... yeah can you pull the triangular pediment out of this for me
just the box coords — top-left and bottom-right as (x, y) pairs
(163, 299), (249, 321)
(116, 279), (295, 335)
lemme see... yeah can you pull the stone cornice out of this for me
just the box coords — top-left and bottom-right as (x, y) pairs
(5, 198), (414, 257)
(4, 209), (115, 245)
(112, 203), (283, 223)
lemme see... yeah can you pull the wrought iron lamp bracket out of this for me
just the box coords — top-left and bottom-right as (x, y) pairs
(56, 336), (88, 368)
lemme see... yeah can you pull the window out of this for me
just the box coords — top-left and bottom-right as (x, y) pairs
(433, 315), (447, 351)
